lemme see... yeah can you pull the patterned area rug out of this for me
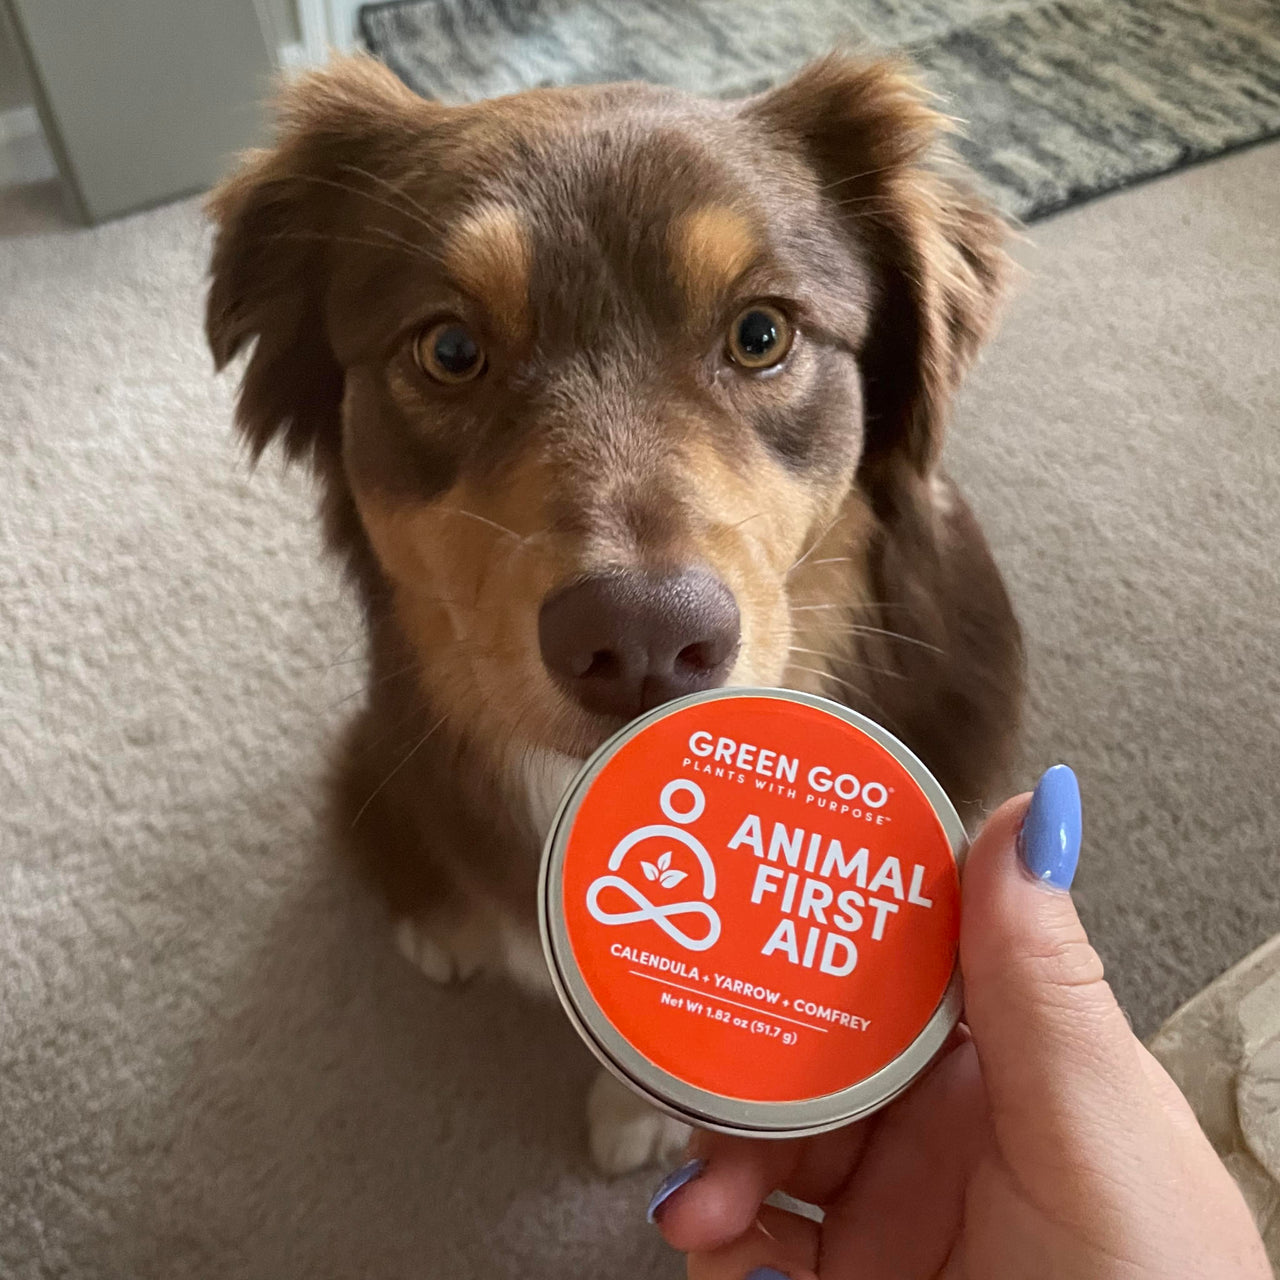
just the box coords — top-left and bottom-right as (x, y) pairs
(359, 0), (1280, 221)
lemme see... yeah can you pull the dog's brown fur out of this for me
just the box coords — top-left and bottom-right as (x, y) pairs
(206, 54), (1021, 990)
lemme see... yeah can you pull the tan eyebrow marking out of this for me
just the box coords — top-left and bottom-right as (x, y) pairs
(668, 206), (761, 326)
(441, 204), (532, 345)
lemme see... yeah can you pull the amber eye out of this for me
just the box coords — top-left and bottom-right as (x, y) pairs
(726, 304), (793, 370)
(414, 320), (485, 384)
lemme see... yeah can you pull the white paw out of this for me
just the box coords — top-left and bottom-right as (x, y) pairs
(393, 916), (484, 984)
(587, 1069), (691, 1175)
(496, 916), (554, 996)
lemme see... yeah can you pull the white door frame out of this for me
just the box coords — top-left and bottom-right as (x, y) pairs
(296, 0), (361, 61)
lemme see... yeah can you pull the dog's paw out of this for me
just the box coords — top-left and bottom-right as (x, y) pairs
(587, 1069), (691, 1175)
(393, 916), (485, 984)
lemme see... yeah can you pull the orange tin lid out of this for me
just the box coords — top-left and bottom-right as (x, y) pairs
(539, 688), (966, 1136)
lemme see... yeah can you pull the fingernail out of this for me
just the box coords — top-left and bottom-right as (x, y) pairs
(1017, 764), (1082, 890)
(646, 1157), (704, 1224)
(745, 1269), (791, 1280)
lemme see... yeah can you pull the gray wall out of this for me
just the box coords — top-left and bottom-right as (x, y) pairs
(0, 0), (299, 116)
(8, 0), (277, 219)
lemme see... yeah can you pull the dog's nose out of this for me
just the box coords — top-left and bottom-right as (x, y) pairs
(538, 570), (741, 720)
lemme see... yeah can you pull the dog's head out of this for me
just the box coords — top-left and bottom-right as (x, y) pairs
(207, 54), (1006, 764)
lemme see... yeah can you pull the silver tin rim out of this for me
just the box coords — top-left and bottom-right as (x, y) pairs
(538, 686), (968, 1136)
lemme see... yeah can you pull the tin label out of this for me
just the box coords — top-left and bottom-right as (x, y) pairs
(559, 696), (960, 1104)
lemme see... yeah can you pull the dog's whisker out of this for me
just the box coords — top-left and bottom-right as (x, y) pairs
(357, 702), (432, 761)
(265, 229), (438, 268)
(318, 653), (373, 668)
(350, 642), (513, 758)
(787, 645), (908, 681)
(828, 191), (896, 204)
(474, 537), (533, 601)
(816, 161), (900, 193)
(276, 171), (446, 255)
(356, 658), (512, 758)
(326, 685), (372, 712)
(825, 623), (945, 655)
(834, 209), (903, 224)
(787, 645), (846, 663)
(785, 662), (870, 699)
(789, 613), (944, 655)
(326, 656), (426, 716)
(310, 635), (367, 670)
(448, 508), (527, 542)
(785, 663), (898, 724)
(511, 525), (553, 549)
(497, 693), (552, 766)
(327, 657), (435, 714)
(790, 600), (918, 613)
(786, 537), (824, 578)
(336, 162), (445, 239)
(368, 222), (442, 262)
(831, 198), (899, 213)
(429, 513), (553, 607)
(786, 509), (847, 578)
(351, 713), (449, 829)
(284, 168), (443, 244)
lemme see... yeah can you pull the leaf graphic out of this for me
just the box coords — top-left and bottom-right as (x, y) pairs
(641, 861), (659, 881)
(659, 869), (687, 890)
(658, 851), (672, 872)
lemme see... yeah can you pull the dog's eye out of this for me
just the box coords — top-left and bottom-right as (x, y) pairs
(415, 320), (486, 384)
(726, 304), (793, 370)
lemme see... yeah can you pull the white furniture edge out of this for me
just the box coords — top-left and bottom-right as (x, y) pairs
(296, 0), (361, 62)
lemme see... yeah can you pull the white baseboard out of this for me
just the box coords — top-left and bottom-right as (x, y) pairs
(0, 104), (56, 187)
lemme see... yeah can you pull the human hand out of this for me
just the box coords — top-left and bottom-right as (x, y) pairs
(646, 766), (1271, 1280)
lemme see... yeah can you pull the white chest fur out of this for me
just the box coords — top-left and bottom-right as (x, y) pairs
(516, 746), (583, 844)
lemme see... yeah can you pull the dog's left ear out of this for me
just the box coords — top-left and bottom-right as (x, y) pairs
(205, 55), (435, 472)
(747, 55), (1009, 491)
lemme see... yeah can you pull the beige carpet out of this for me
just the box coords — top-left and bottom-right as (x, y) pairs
(2, 141), (1278, 1278)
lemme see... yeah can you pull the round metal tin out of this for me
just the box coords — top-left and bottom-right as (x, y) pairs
(539, 687), (967, 1137)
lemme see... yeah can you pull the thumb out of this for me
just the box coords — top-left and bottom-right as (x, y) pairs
(959, 768), (1152, 1170)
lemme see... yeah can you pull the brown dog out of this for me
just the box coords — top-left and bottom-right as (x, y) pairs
(206, 52), (1021, 1171)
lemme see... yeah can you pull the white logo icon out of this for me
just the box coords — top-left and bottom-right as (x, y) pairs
(585, 780), (721, 951)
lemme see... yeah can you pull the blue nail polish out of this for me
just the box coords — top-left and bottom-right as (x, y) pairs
(1018, 765), (1082, 890)
(646, 1158), (704, 1223)
(745, 1269), (791, 1280)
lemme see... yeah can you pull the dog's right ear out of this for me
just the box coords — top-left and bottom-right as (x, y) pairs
(746, 55), (1009, 498)
(205, 56), (432, 468)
